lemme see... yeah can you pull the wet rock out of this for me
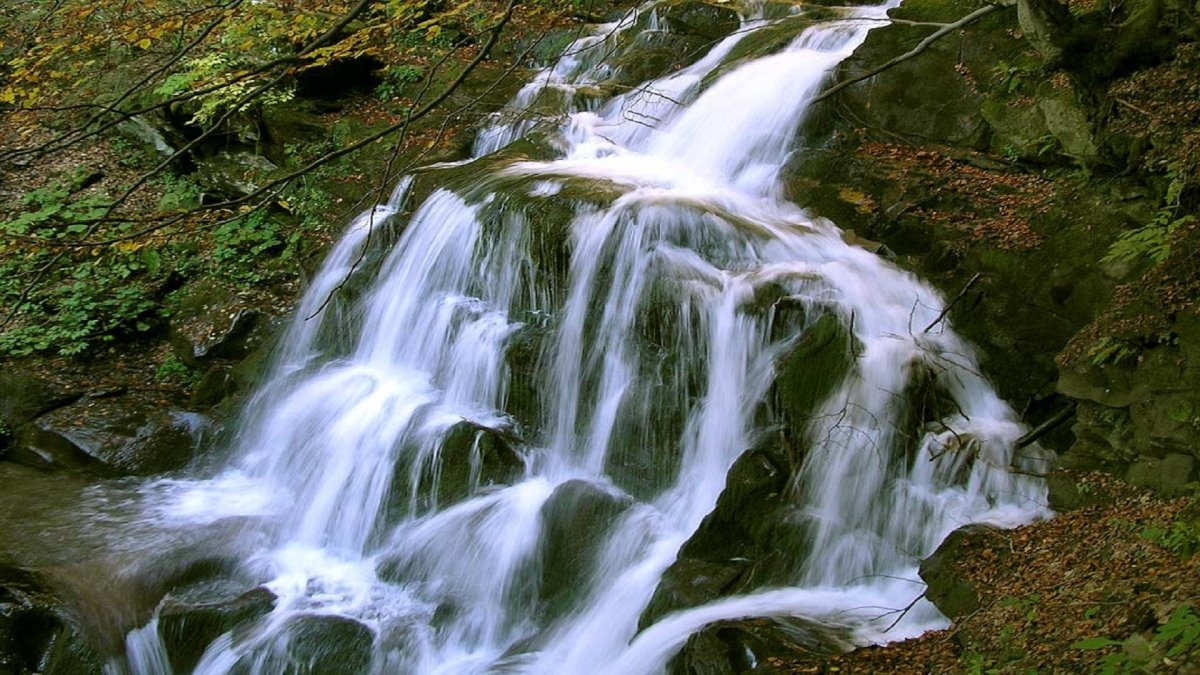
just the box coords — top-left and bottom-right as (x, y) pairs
(607, 31), (710, 88)
(426, 421), (526, 508)
(6, 425), (113, 475)
(236, 615), (374, 675)
(158, 586), (276, 673)
(919, 524), (997, 621)
(169, 280), (268, 367)
(503, 323), (550, 433)
(538, 479), (634, 616)
(641, 559), (747, 631)
(773, 314), (858, 430)
(642, 439), (809, 627)
(0, 563), (103, 675)
(668, 617), (852, 675)
(15, 393), (200, 475)
(381, 420), (526, 519)
(191, 366), (239, 409)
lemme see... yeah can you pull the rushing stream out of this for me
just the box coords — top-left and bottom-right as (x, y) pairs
(112, 2), (1049, 672)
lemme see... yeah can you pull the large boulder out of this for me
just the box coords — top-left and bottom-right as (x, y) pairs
(538, 479), (634, 617)
(1056, 314), (1200, 490)
(918, 524), (997, 621)
(642, 313), (859, 628)
(662, 1), (740, 42)
(169, 280), (269, 367)
(668, 617), (852, 675)
(233, 614), (374, 675)
(192, 151), (278, 201)
(773, 314), (858, 432)
(382, 420), (526, 520)
(10, 392), (201, 476)
(640, 442), (804, 629)
(0, 372), (79, 432)
(157, 586), (277, 673)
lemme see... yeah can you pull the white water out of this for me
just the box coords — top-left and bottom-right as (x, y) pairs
(119, 3), (1050, 673)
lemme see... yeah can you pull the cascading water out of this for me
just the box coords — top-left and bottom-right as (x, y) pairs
(116, 2), (1050, 673)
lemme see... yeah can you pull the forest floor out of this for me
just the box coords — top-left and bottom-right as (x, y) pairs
(775, 474), (1200, 674)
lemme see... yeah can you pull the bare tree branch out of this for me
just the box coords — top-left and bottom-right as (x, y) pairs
(808, 3), (1006, 108)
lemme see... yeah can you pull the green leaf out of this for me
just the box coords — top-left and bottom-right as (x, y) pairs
(1072, 637), (1120, 650)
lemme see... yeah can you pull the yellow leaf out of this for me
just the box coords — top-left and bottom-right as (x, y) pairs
(137, 38), (151, 49)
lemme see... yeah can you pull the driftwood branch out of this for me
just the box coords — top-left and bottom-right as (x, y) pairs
(808, 3), (1006, 108)
(1015, 401), (1076, 449)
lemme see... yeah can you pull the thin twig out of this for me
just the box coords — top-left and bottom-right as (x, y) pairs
(808, 3), (1005, 107)
(923, 273), (981, 333)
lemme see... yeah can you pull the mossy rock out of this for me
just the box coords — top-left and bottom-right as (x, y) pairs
(0, 372), (80, 439)
(662, 1), (741, 41)
(1125, 453), (1199, 497)
(773, 313), (859, 432)
(235, 615), (373, 675)
(1044, 468), (1116, 510)
(919, 524), (996, 620)
(606, 31), (711, 87)
(982, 81), (1099, 163)
(169, 280), (267, 368)
(537, 479), (634, 618)
(700, 14), (823, 90)
(825, 0), (1024, 148)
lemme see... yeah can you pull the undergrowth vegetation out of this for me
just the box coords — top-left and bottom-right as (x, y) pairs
(0, 0), (578, 358)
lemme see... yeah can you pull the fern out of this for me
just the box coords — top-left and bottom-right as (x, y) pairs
(1103, 165), (1195, 266)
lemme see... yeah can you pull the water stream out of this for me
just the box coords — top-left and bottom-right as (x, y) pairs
(113, 2), (1049, 672)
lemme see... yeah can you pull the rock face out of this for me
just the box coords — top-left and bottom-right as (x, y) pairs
(797, 0), (1200, 497)
(1056, 313), (1200, 494)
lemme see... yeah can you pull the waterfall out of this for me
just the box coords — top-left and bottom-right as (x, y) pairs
(119, 2), (1050, 673)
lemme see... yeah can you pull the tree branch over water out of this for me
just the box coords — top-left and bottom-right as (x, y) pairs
(808, 2), (1007, 108)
